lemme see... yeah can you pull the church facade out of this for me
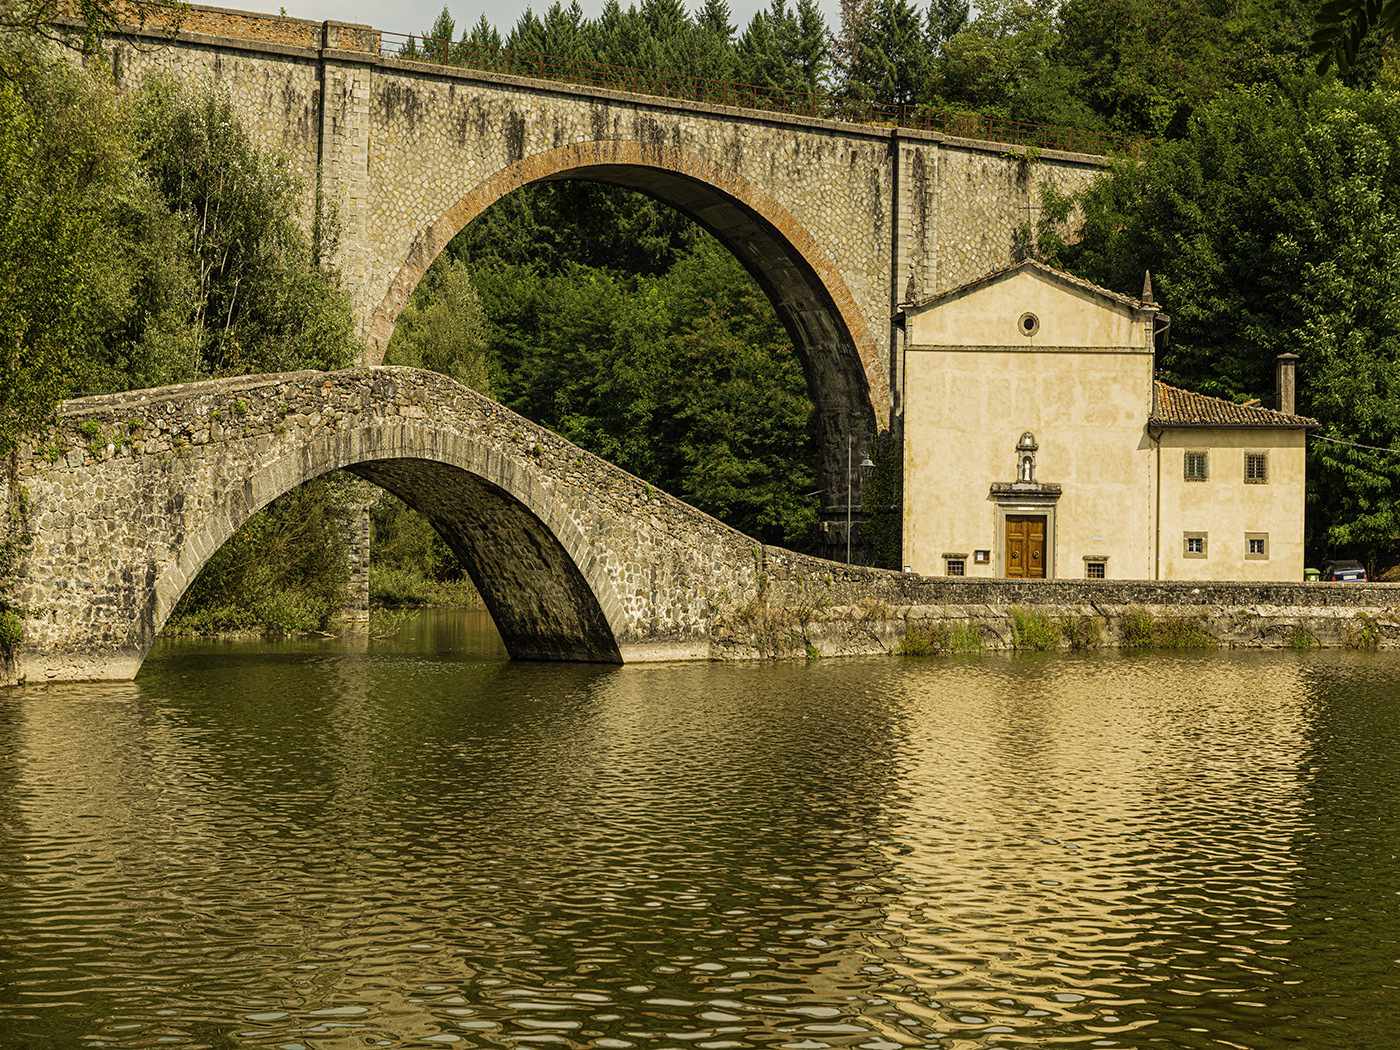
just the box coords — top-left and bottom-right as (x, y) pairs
(897, 260), (1316, 582)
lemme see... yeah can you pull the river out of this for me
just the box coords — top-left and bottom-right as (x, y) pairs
(2, 608), (1398, 1049)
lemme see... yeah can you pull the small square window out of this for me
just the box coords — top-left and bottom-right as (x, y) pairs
(1086, 561), (1106, 579)
(1244, 452), (1268, 484)
(946, 559), (966, 576)
(1184, 451), (1208, 481)
(1246, 532), (1269, 560)
(1184, 532), (1208, 558)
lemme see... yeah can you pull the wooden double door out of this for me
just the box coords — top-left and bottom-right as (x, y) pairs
(1005, 515), (1046, 578)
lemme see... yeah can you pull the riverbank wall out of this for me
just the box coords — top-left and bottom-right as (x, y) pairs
(710, 549), (1400, 657)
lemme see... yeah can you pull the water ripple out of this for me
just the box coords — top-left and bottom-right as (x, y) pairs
(2, 621), (1398, 1049)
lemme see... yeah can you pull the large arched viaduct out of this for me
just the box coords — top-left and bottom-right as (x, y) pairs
(84, 4), (1108, 528)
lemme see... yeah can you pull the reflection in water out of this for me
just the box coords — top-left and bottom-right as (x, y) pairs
(1, 613), (1398, 1050)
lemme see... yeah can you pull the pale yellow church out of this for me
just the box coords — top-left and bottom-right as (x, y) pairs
(897, 259), (1317, 582)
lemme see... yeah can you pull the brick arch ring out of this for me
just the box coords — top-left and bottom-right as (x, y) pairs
(146, 422), (632, 666)
(364, 140), (891, 423)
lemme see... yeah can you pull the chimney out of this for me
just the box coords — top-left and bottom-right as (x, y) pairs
(1276, 353), (1299, 415)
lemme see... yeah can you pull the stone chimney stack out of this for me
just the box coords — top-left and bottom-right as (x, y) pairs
(1276, 353), (1299, 415)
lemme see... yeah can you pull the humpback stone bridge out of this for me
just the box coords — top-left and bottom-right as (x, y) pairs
(5, 367), (1398, 685)
(81, 3), (1108, 530)
(3, 368), (789, 683)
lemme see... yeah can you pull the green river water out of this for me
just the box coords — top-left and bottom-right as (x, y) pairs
(2, 608), (1399, 1049)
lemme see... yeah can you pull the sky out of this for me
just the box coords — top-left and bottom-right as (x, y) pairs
(272, 0), (845, 50)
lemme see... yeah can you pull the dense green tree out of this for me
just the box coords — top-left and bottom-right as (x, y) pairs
(1052, 0), (1238, 137)
(0, 52), (125, 452)
(133, 80), (357, 378)
(385, 256), (492, 392)
(936, 0), (1057, 115)
(842, 0), (933, 106)
(424, 5), (456, 60)
(656, 239), (816, 541)
(1051, 79), (1400, 562)
(926, 0), (968, 48)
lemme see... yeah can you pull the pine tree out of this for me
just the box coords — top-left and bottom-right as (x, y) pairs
(423, 6), (456, 63)
(846, 0), (933, 106)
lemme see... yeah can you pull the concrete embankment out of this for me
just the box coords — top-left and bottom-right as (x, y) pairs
(709, 550), (1400, 657)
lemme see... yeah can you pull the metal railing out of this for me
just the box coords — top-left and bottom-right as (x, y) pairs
(378, 32), (1147, 159)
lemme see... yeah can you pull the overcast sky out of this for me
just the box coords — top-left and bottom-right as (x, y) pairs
(274, 0), (845, 49)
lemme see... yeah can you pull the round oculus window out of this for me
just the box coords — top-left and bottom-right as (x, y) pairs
(1018, 312), (1040, 337)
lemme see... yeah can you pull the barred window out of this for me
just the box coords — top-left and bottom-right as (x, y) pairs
(1184, 451), (1208, 481)
(946, 559), (965, 577)
(1086, 561), (1106, 579)
(1244, 452), (1268, 484)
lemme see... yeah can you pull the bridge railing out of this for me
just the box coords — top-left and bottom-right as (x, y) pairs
(378, 32), (1148, 160)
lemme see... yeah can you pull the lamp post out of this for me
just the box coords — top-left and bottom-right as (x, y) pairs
(847, 433), (876, 564)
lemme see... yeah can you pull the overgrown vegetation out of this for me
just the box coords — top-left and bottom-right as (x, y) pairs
(894, 619), (983, 655)
(1118, 606), (1219, 649)
(1346, 611), (1382, 649)
(1288, 624), (1319, 649)
(1058, 611), (1102, 649)
(369, 494), (481, 608)
(1010, 606), (1059, 651)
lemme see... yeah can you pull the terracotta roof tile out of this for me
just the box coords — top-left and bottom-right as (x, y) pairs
(1150, 381), (1318, 428)
(901, 258), (1156, 312)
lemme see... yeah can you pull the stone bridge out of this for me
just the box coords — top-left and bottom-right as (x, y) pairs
(5, 366), (1399, 686)
(3, 367), (786, 683)
(80, 3), (1107, 527)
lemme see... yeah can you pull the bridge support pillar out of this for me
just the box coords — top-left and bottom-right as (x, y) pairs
(340, 500), (372, 626)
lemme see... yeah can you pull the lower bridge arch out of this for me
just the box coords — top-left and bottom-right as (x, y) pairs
(152, 422), (630, 667)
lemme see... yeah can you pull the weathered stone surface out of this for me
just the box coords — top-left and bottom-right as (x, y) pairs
(3, 368), (776, 682)
(70, 3), (1108, 527)
(3, 366), (1394, 686)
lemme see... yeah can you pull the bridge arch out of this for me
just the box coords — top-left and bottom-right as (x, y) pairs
(149, 419), (630, 667)
(365, 140), (887, 502)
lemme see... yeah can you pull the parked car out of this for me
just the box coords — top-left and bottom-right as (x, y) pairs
(1320, 559), (1368, 582)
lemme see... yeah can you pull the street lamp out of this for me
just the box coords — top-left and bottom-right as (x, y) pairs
(848, 433), (875, 564)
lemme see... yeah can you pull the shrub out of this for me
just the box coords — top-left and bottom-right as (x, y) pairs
(0, 608), (23, 653)
(1058, 612), (1102, 649)
(894, 620), (982, 655)
(1288, 624), (1318, 650)
(1155, 612), (1218, 649)
(1119, 606), (1156, 648)
(1347, 612), (1381, 650)
(895, 622), (944, 655)
(1011, 607), (1059, 651)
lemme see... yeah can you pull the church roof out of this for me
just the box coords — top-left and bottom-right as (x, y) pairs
(1150, 381), (1318, 428)
(900, 258), (1157, 312)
